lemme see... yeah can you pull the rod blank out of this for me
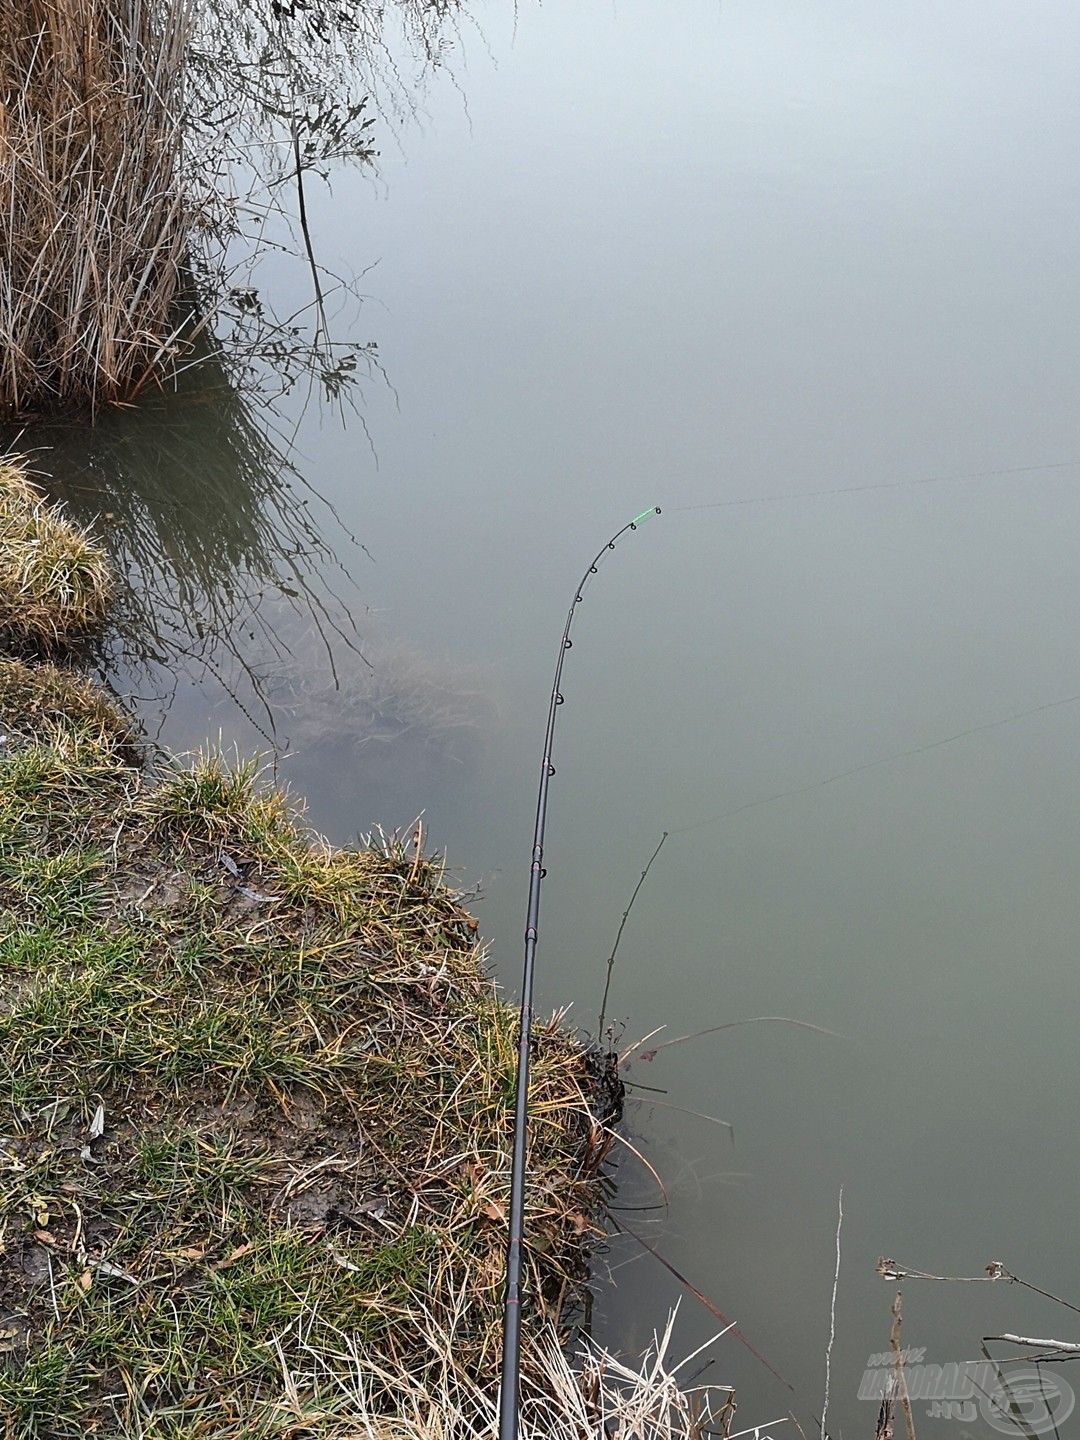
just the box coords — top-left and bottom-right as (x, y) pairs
(497, 507), (660, 1440)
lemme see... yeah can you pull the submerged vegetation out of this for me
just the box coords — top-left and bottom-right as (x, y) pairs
(274, 634), (493, 776)
(29, 354), (361, 720)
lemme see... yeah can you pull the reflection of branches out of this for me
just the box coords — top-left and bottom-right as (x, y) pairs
(5, 334), (365, 736)
(192, 1), (468, 155)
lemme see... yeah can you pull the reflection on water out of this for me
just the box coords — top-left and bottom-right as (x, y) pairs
(10, 347), (363, 733)
(186, 0), (476, 407)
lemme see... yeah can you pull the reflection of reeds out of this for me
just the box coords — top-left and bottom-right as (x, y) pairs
(0, 0), (198, 413)
(194, 0), (467, 152)
(15, 341), (361, 725)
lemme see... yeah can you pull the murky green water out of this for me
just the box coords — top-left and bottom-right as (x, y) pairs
(22, 1), (1080, 1430)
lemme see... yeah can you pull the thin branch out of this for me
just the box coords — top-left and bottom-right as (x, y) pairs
(986, 1335), (1080, 1355)
(617, 1218), (795, 1394)
(889, 1289), (917, 1440)
(598, 830), (667, 1036)
(622, 1015), (842, 1066)
(821, 1187), (843, 1440)
(629, 1094), (735, 1141)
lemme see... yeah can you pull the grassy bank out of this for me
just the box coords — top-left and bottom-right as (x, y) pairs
(0, 654), (621, 1436)
(0, 459), (621, 1434)
(0, 462), (111, 652)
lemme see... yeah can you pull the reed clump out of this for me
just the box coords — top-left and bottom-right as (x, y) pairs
(0, 0), (196, 414)
(272, 1307), (735, 1438)
(0, 460), (111, 650)
(0, 665), (620, 1436)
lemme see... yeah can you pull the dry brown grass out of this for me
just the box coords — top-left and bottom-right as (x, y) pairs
(0, 654), (135, 751)
(0, 459), (111, 649)
(0, 0), (197, 414)
(271, 1306), (737, 1439)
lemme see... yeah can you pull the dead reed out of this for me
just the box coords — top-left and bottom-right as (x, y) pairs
(0, 0), (198, 413)
(271, 1305), (737, 1439)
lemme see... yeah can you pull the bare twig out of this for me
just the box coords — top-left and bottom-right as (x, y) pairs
(616, 1219), (794, 1394)
(820, 1187), (843, 1440)
(889, 1289), (917, 1440)
(986, 1334), (1080, 1356)
(622, 1016), (841, 1066)
(628, 1095), (735, 1141)
(879, 1257), (1080, 1317)
(598, 830), (667, 1036)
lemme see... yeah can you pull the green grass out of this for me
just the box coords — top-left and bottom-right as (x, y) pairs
(0, 665), (617, 1438)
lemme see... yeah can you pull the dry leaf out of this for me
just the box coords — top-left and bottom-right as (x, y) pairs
(331, 1248), (363, 1273)
(211, 1242), (256, 1272)
(169, 1246), (206, 1262)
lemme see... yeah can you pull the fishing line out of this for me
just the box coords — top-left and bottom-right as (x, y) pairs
(597, 685), (1080, 1029)
(667, 458), (1080, 514)
(672, 685), (1080, 836)
(498, 505), (660, 1440)
(595, 457), (1080, 1009)
(497, 460), (1080, 1417)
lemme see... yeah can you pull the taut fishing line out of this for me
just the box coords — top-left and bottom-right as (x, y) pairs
(595, 458), (1080, 1023)
(498, 506), (660, 1440)
(667, 457), (1080, 513)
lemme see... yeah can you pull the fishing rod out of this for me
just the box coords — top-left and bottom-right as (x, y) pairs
(497, 506), (661, 1440)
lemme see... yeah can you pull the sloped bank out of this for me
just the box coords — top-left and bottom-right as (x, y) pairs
(0, 464), (732, 1439)
(0, 654), (625, 1436)
(0, 465), (621, 1436)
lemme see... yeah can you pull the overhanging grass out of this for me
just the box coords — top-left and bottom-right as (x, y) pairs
(0, 461), (111, 651)
(0, 675), (619, 1437)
